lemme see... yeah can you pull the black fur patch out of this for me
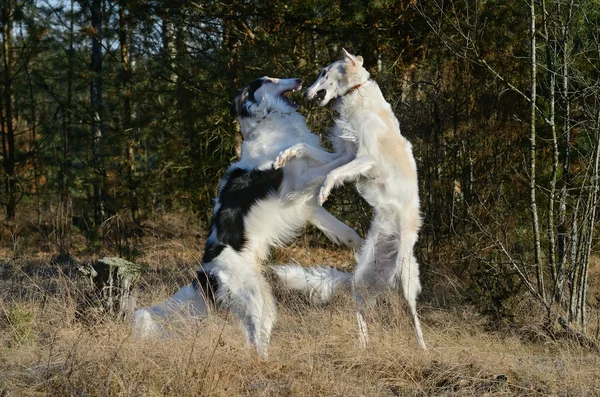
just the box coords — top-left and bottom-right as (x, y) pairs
(245, 78), (264, 101)
(202, 225), (225, 263)
(192, 268), (219, 303)
(201, 166), (283, 266)
(232, 78), (265, 118)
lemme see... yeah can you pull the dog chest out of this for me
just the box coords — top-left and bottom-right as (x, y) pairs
(202, 167), (284, 262)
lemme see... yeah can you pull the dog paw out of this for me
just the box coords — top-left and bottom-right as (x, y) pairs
(317, 181), (333, 206)
(347, 233), (363, 251)
(274, 151), (290, 169)
(274, 145), (304, 169)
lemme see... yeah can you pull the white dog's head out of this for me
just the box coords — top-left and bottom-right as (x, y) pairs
(231, 76), (302, 120)
(306, 49), (370, 106)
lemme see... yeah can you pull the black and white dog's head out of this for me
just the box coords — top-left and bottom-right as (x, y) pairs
(306, 49), (370, 107)
(232, 77), (302, 120)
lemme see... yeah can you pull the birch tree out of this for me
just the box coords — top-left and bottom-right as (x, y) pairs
(417, 0), (599, 341)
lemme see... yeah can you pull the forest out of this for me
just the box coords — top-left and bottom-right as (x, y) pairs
(1, 0), (600, 395)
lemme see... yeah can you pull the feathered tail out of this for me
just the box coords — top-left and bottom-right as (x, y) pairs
(271, 264), (352, 304)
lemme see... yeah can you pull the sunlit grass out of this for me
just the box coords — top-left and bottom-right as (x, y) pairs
(1, 238), (599, 396)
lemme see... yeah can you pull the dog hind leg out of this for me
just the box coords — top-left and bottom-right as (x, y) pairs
(217, 266), (276, 357)
(354, 218), (409, 348)
(352, 228), (386, 348)
(355, 296), (371, 348)
(397, 212), (426, 350)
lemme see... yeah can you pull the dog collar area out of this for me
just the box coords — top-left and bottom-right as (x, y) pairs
(343, 81), (368, 97)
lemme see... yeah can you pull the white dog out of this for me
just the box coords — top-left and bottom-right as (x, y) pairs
(273, 50), (426, 350)
(133, 77), (361, 356)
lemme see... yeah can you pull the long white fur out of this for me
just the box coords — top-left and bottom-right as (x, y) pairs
(132, 285), (209, 338)
(273, 51), (427, 350)
(272, 264), (352, 304)
(132, 77), (361, 357)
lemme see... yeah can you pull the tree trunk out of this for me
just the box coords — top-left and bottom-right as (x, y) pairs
(556, 0), (574, 305)
(529, 0), (545, 302)
(24, 63), (40, 225)
(90, 0), (105, 228)
(575, 109), (600, 332)
(161, 8), (176, 81)
(1, 0), (16, 221)
(119, 2), (140, 228)
(542, 0), (559, 301)
(55, 0), (75, 256)
(81, 257), (142, 321)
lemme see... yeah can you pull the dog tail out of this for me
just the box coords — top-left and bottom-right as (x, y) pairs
(271, 264), (352, 304)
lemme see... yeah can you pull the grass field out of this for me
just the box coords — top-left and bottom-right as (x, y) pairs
(1, 229), (599, 396)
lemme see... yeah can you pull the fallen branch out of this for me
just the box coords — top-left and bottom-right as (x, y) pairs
(558, 316), (600, 353)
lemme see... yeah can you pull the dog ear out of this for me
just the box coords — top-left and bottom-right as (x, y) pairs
(342, 48), (363, 67)
(230, 99), (251, 118)
(231, 88), (252, 118)
(240, 103), (251, 118)
(342, 48), (354, 64)
(230, 88), (243, 118)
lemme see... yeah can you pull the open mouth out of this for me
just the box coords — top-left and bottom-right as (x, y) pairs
(280, 84), (302, 109)
(315, 89), (326, 102)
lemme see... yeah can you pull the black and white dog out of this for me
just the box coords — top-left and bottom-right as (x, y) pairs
(133, 77), (361, 356)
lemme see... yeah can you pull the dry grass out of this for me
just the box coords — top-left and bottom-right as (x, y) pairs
(1, 237), (600, 396)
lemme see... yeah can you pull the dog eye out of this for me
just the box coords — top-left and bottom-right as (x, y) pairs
(320, 69), (327, 78)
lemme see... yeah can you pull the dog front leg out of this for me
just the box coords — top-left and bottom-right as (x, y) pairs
(274, 143), (338, 169)
(318, 156), (375, 206)
(299, 153), (354, 187)
(309, 205), (362, 250)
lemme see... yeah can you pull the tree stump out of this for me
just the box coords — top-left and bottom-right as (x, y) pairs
(81, 257), (143, 321)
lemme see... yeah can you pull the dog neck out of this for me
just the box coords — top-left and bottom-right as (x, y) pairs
(335, 80), (391, 120)
(242, 111), (272, 139)
(242, 103), (296, 140)
(342, 81), (368, 97)
(239, 111), (316, 170)
(242, 108), (297, 140)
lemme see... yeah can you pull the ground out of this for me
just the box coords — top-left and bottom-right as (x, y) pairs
(0, 226), (599, 396)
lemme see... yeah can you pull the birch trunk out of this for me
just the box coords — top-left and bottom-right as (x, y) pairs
(529, 0), (545, 301)
(556, 0), (574, 305)
(542, 0), (559, 298)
